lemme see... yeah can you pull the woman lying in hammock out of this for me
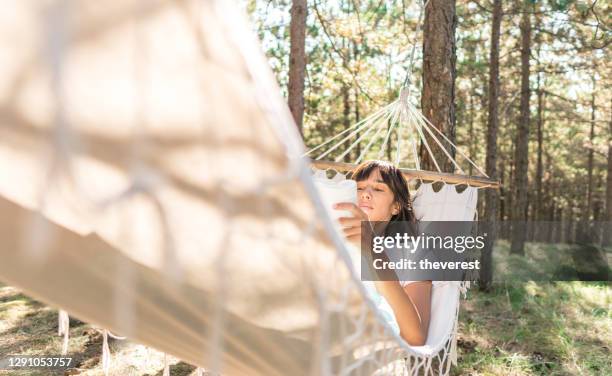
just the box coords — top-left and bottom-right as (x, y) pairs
(334, 160), (431, 346)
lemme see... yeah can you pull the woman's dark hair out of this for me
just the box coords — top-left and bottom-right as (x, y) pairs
(351, 160), (416, 223)
(352, 161), (418, 279)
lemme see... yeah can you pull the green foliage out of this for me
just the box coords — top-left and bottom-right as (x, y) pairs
(246, 0), (611, 220)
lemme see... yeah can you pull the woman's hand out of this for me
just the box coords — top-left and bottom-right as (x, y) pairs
(334, 202), (369, 247)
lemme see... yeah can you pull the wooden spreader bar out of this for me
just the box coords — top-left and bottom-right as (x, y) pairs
(311, 160), (500, 188)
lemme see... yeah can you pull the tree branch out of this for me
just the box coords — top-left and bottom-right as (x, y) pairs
(312, 0), (376, 103)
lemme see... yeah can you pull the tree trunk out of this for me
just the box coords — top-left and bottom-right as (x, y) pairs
(535, 74), (544, 222)
(354, 87), (361, 161)
(480, 0), (502, 291)
(508, 140), (515, 228)
(533, 11), (543, 224)
(499, 160), (506, 221)
(288, 0), (307, 135)
(586, 80), (596, 220)
(353, 42), (361, 160)
(468, 93), (475, 176)
(547, 170), (556, 243)
(544, 152), (553, 242)
(420, 0), (456, 173)
(605, 97), (612, 246)
(510, 4), (531, 256)
(593, 175), (604, 243)
(555, 206), (563, 243)
(342, 82), (351, 163)
(387, 122), (393, 162)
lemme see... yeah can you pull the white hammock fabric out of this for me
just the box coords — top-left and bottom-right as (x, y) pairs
(0, 1), (484, 375)
(412, 184), (478, 222)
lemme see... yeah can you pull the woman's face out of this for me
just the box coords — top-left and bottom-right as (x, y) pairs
(356, 168), (399, 222)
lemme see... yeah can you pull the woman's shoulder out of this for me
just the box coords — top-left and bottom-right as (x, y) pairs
(400, 280), (447, 288)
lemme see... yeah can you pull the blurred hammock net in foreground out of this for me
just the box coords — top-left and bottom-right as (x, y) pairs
(0, 1), (482, 375)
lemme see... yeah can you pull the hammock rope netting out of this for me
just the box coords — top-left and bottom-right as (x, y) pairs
(0, 0), (495, 375)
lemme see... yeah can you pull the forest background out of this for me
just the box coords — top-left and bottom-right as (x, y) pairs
(244, 0), (611, 257)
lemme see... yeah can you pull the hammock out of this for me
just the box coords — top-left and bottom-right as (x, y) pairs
(0, 0), (494, 375)
(301, 0), (496, 371)
(312, 169), (480, 374)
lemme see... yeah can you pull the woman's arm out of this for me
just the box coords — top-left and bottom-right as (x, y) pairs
(334, 202), (432, 345)
(375, 280), (432, 346)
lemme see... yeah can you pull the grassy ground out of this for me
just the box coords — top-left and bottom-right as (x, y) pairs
(1, 244), (610, 375)
(0, 286), (196, 376)
(454, 281), (610, 375)
(453, 240), (611, 376)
